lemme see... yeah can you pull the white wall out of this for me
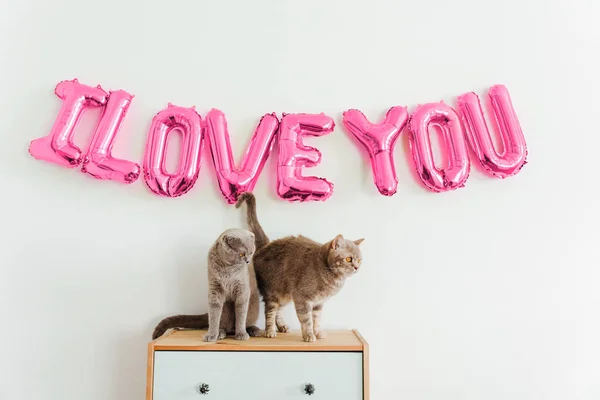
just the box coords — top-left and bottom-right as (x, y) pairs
(1, 0), (599, 399)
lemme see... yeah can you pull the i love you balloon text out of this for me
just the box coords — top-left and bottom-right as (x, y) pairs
(28, 79), (527, 203)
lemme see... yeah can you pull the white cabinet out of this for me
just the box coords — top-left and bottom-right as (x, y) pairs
(147, 330), (369, 400)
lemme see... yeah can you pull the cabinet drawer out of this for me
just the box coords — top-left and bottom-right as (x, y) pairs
(153, 351), (363, 400)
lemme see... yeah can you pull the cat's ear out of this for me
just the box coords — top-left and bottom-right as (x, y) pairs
(354, 238), (365, 246)
(332, 234), (344, 250)
(223, 235), (242, 250)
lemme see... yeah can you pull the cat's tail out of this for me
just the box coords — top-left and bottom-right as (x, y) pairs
(236, 192), (270, 251)
(152, 314), (209, 340)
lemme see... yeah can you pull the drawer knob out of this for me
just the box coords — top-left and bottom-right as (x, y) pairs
(304, 383), (315, 395)
(198, 383), (210, 395)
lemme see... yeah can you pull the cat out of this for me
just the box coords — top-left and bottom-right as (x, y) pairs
(152, 228), (261, 341)
(236, 192), (364, 342)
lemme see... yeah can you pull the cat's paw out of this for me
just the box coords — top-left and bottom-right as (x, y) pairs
(234, 331), (250, 341)
(277, 324), (290, 333)
(218, 329), (227, 340)
(264, 329), (277, 338)
(315, 330), (326, 339)
(247, 326), (263, 337)
(203, 332), (219, 342)
(303, 332), (316, 342)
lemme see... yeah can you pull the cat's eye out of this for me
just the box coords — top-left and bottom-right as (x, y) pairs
(345, 257), (352, 262)
(240, 253), (246, 257)
(357, 259), (362, 263)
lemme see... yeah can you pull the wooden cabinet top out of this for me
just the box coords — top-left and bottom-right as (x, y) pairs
(150, 329), (368, 352)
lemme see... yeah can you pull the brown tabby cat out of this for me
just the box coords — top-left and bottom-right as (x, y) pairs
(236, 193), (364, 342)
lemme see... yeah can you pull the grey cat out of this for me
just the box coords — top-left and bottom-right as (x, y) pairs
(236, 193), (364, 342)
(151, 228), (261, 341)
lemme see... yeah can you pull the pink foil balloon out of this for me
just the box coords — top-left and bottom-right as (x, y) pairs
(409, 102), (470, 192)
(143, 105), (204, 197)
(205, 109), (279, 204)
(343, 106), (408, 196)
(457, 85), (527, 178)
(29, 79), (108, 167)
(81, 90), (140, 184)
(277, 113), (335, 202)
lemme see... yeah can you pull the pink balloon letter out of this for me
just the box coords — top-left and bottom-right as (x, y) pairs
(409, 103), (470, 192)
(457, 85), (527, 178)
(143, 105), (204, 197)
(277, 113), (335, 202)
(81, 90), (140, 184)
(29, 79), (108, 167)
(205, 109), (279, 204)
(343, 106), (408, 196)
